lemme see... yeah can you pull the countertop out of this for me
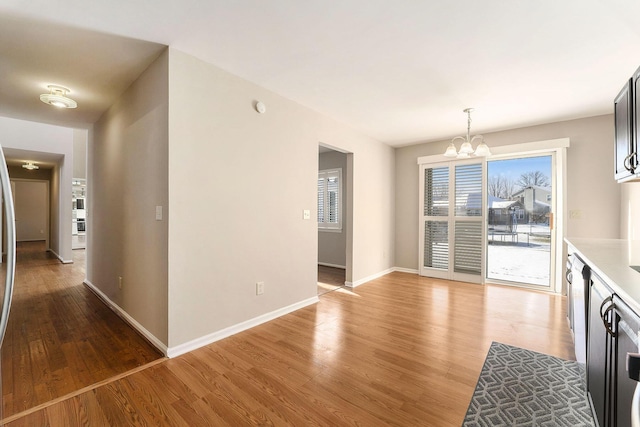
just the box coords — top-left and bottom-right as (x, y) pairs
(565, 238), (640, 316)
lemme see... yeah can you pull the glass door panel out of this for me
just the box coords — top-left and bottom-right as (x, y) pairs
(486, 155), (553, 287)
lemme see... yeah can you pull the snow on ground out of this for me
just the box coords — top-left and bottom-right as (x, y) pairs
(487, 225), (551, 286)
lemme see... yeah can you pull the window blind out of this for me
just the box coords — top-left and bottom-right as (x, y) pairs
(318, 169), (342, 229)
(424, 167), (449, 217)
(455, 163), (482, 217)
(424, 220), (448, 269)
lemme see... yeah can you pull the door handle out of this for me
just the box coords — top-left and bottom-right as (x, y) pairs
(600, 296), (616, 337)
(625, 153), (636, 173)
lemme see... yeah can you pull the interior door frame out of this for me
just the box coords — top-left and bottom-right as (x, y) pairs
(417, 138), (569, 293)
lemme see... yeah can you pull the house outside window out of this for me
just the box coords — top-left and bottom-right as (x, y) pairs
(318, 168), (342, 231)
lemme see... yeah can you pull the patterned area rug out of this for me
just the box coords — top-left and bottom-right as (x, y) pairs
(463, 342), (595, 426)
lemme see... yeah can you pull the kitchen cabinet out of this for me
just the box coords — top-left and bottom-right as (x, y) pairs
(587, 272), (640, 427)
(588, 273), (614, 427)
(613, 65), (640, 183)
(613, 295), (640, 427)
(614, 78), (634, 181)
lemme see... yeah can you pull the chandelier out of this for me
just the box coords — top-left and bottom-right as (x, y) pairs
(443, 108), (491, 158)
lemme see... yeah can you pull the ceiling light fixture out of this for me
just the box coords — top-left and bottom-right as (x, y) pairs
(443, 108), (491, 158)
(22, 162), (39, 170)
(40, 85), (77, 109)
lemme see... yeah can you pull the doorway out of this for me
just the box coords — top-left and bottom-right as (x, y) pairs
(317, 145), (353, 295)
(12, 179), (49, 248)
(486, 154), (554, 288)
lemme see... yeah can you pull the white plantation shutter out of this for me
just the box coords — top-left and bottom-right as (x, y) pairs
(454, 164), (483, 277)
(424, 167), (449, 217)
(419, 160), (485, 283)
(317, 177), (324, 222)
(424, 220), (448, 269)
(318, 169), (342, 230)
(455, 163), (482, 217)
(423, 166), (449, 270)
(454, 221), (482, 274)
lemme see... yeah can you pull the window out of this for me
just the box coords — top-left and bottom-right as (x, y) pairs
(318, 168), (342, 230)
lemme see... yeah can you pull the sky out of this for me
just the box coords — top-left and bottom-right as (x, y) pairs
(487, 155), (552, 186)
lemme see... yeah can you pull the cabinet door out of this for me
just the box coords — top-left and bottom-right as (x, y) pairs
(588, 276), (614, 427)
(615, 79), (634, 181)
(614, 296), (640, 427)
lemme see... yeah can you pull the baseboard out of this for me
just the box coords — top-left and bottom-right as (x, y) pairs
(83, 279), (168, 356)
(348, 267), (396, 288)
(47, 248), (73, 264)
(344, 266), (419, 288)
(393, 267), (419, 274)
(166, 296), (320, 358)
(318, 262), (346, 269)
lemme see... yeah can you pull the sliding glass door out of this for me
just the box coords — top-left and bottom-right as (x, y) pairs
(419, 160), (485, 283)
(486, 154), (555, 288)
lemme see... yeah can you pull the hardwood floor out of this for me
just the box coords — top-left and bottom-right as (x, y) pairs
(317, 265), (345, 295)
(5, 271), (574, 426)
(2, 242), (162, 420)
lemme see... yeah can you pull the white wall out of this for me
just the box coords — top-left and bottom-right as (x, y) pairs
(167, 48), (395, 350)
(89, 49), (169, 346)
(0, 116), (73, 262)
(73, 129), (87, 179)
(318, 150), (347, 268)
(13, 180), (48, 242)
(395, 114), (619, 271)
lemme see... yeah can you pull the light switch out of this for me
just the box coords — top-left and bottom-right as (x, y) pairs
(155, 206), (163, 221)
(303, 209), (311, 220)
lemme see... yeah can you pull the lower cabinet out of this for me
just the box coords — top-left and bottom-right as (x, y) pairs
(613, 295), (640, 427)
(587, 274), (613, 427)
(587, 272), (640, 427)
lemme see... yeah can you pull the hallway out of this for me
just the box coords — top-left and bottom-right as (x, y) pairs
(1, 242), (162, 420)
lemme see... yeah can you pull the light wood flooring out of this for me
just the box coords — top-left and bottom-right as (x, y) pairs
(317, 265), (345, 295)
(5, 270), (574, 426)
(2, 242), (162, 421)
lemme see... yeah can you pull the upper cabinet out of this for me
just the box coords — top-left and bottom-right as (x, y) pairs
(613, 66), (640, 182)
(614, 78), (634, 181)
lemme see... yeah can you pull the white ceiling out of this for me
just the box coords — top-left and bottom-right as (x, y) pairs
(1, 0), (640, 147)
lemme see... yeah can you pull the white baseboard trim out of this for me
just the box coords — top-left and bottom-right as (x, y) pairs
(47, 248), (73, 264)
(343, 266), (419, 288)
(393, 267), (419, 274)
(318, 262), (346, 269)
(349, 267), (396, 288)
(167, 296), (320, 358)
(84, 279), (168, 356)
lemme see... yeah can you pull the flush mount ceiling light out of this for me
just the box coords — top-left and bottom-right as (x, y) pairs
(22, 162), (39, 170)
(444, 108), (491, 158)
(40, 85), (77, 109)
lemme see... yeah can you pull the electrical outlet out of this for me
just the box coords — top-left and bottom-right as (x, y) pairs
(256, 281), (264, 295)
(118, 276), (123, 290)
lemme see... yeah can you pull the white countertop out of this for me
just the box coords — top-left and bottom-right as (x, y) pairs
(565, 238), (640, 316)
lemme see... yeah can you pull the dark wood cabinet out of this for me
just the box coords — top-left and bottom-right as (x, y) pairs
(614, 78), (634, 181)
(613, 296), (640, 427)
(588, 274), (614, 427)
(587, 273), (640, 427)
